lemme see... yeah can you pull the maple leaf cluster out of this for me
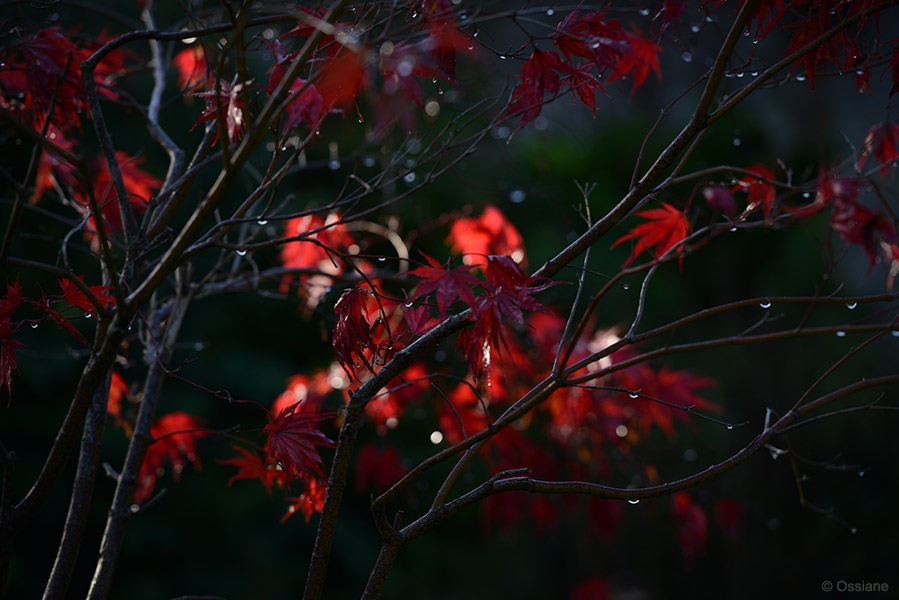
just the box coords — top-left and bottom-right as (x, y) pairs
(507, 9), (661, 130)
(1, 24), (160, 246)
(0, 278), (118, 399)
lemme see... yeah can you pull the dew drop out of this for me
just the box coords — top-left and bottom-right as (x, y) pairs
(257, 219), (268, 226)
(499, 55), (507, 60)
(403, 172), (416, 183)
(30, 322), (38, 329)
(736, 72), (745, 78)
(363, 156), (376, 167)
(733, 137), (742, 147)
(404, 301), (413, 308)
(846, 302), (857, 310)
(328, 159), (341, 171)
(621, 283), (630, 290)
(236, 249), (247, 256)
(795, 75), (807, 82)
(750, 71), (759, 76)
(850, 527), (858, 534)
(835, 330), (846, 337)
(628, 391), (639, 399)
(705, 15), (714, 22)
(509, 189), (526, 203)
(85, 313), (92, 319)
(858, 471), (865, 477)
(377, 257), (386, 262)
(628, 499), (640, 504)
(546, 8), (554, 15)
(639, 8), (650, 16)
(752, 38), (759, 44)
(681, 51), (693, 63)
(690, 24), (701, 33)
(760, 301), (771, 309)
(802, 192), (811, 198)
(892, 330), (899, 337)
(726, 424), (734, 430)
(729, 226), (738, 232)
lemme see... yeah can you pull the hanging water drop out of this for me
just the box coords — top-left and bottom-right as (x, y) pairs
(760, 301), (771, 309)
(403, 172), (416, 183)
(733, 138), (742, 147)
(546, 8), (554, 15)
(690, 24), (701, 33)
(681, 51), (693, 63)
(730, 226), (738, 232)
(628, 499), (640, 504)
(892, 330), (899, 337)
(835, 331), (846, 337)
(85, 313), (92, 319)
(628, 391), (639, 399)
(638, 8), (650, 16)
(499, 55), (507, 60)
(236, 249), (247, 256)
(404, 301), (413, 308)
(377, 257), (386, 262)
(802, 192), (811, 198)
(328, 159), (341, 171)
(858, 471), (865, 477)
(30, 322), (38, 329)
(726, 424), (734, 430)
(850, 528), (858, 534)
(621, 283), (630, 290)
(846, 302), (857, 310)
(257, 219), (268, 226)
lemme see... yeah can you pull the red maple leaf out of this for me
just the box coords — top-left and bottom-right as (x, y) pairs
(507, 49), (567, 127)
(218, 445), (288, 496)
(263, 403), (335, 481)
(59, 276), (115, 315)
(332, 286), (377, 378)
(461, 256), (556, 379)
(0, 281), (24, 322)
(75, 151), (162, 245)
(31, 293), (87, 345)
(279, 212), (356, 291)
(731, 163), (777, 218)
(553, 10), (629, 71)
(135, 411), (205, 504)
(0, 319), (24, 401)
(448, 205), (527, 268)
(30, 125), (78, 204)
(672, 492), (708, 567)
(610, 28), (661, 93)
(653, 0), (686, 36)
(407, 252), (480, 316)
(703, 186), (737, 220)
(107, 370), (130, 426)
(191, 80), (247, 144)
(172, 45), (207, 90)
(611, 202), (691, 266)
(281, 477), (327, 523)
(857, 122), (899, 177)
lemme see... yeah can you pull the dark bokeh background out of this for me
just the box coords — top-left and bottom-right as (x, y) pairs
(2, 1), (897, 599)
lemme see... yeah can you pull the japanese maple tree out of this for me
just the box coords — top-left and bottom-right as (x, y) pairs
(1, 1), (899, 599)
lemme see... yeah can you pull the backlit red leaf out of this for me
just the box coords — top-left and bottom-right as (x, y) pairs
(218, 445), (287, 496)
(59, 276), (115, 315)
(136, 411), (205, 504)
(407, 252), (480, 316)
(448, 205), (526, 268)
(611, 202), (691, 266)
(191, 80), (246, 144)
(731, 163), (777, 218)
(857, 122), (899, 177)
(172, 45), (207, 90)
(332, 286), (377, 378)
(263, 403), (335, 481)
